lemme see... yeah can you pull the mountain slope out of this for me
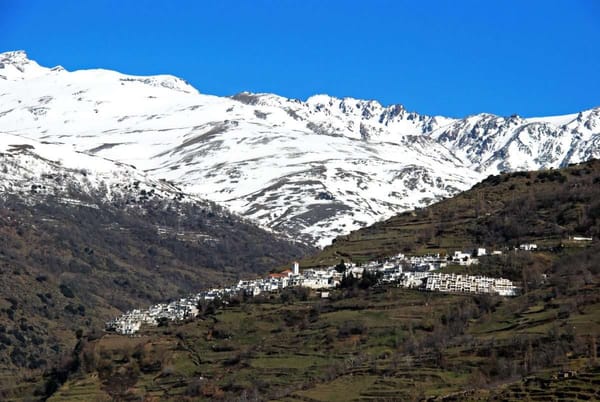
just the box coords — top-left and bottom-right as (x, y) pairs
(303, 159), (600, 267)
(0, 133), (313, 379)
(33, 162), (600, 402)
(2, 51), (598, 246)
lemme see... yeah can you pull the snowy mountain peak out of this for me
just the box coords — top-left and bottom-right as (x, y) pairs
(231, 91), (295, 107)
(118, 74), (198, 94)
(0, 50), (196, 95)
(0, 50), (56, 81)
(305, 94), (389, 116)
(0, 50), (30, 65)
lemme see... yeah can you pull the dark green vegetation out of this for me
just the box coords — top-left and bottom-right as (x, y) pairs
(304, 159), (600, 267)
(0, 194), (313, 393)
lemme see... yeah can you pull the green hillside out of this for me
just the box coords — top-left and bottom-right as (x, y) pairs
(0, 195), (313, 395)
(39, 250), (600, 401)
(27, 160), (600, 401)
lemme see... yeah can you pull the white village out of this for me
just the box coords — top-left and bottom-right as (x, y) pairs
(107, 246), (528, 335)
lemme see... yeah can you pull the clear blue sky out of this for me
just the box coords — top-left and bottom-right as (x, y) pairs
(1, 0), (599, 117)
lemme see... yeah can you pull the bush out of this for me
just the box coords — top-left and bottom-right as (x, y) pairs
(537, 170), (566, 183)
(337, 321), (366, 338)
(59, 284), (75, 298)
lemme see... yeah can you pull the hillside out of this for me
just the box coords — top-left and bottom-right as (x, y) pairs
(23, 161), (600, 401)
(34, 245), (600, 401)
(0, 190), (312, 389)
(1, 51), (599, 246)
(304, 159), (600, 267)
(0, 128), (313, 381)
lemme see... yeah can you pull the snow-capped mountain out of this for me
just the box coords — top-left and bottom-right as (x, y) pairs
(0, 132), (193, 209)
(1, 50), (599, 247)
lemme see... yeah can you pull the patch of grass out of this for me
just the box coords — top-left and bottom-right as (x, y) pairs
(251, 355), (330, 370)
(47, 375), (109, 402)
(295, 374), (378, 401)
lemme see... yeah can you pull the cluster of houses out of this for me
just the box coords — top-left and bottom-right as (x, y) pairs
(106, 249), (521, 335)
(424, 272), (517, 296)
(106, 297), (201, 335)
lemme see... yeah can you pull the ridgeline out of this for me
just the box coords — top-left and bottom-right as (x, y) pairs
(304, 159), (600, 267)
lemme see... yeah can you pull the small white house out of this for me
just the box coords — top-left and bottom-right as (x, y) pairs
(572, 236), (593, 242)
(519, 244), (537, 251)
(452, 251), (478, 266)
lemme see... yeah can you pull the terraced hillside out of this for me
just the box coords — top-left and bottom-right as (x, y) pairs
(25, 161), (600, 401)
(40, 258), (600, 401)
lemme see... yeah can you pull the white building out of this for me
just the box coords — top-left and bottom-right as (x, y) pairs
(452, 251), (478, 266)
(423, 273), (519, 296)
(519, 244), (537, 251)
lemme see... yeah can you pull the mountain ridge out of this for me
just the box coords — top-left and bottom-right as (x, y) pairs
(1, 50), (599, 246)
(303, 158), (600, 268)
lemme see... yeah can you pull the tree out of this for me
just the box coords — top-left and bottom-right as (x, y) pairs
(334, 259), (347, 273)
(339, 272), (357, 289)
(359, 270), (382, 289)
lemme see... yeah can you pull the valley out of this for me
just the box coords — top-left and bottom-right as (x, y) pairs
(0, 50), (599, 401)
(0, 183), (311, 391)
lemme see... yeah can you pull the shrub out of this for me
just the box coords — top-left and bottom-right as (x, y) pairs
(59, 284), (75, 298)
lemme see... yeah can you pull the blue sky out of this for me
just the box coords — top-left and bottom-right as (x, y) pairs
(1, 0), (599, 117)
